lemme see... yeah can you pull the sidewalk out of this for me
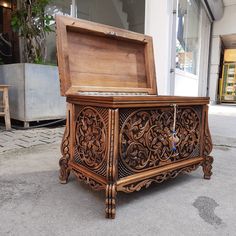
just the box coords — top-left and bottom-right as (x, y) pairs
(0, 126), (64, 154)
(209, 104), (236, 148)
(0, 104), (235, 154)
(0, 105), (236, 235)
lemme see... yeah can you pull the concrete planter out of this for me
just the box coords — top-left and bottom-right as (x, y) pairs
(0, 63), (66, 127)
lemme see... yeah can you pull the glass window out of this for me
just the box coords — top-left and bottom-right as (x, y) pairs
(45, 1), (72, 64)
(45, 1), (72, 17)
(74, 0), (91, 20)
(45, 0), (145, 64)
(176, 0), (200, 75)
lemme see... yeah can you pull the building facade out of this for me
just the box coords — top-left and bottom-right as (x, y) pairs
(44, 0), (214, 96)
(0, 0), (234, 104)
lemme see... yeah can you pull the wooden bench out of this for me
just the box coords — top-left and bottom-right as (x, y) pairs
(0, 85), (11, 130)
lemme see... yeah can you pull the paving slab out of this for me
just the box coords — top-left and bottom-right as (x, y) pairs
(0, 127), (65, 154)
(0, 104), (235, 154)
(209, 104), (236, 148)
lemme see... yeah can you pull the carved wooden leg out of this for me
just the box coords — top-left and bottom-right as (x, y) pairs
(105, 109), (119, 219)
(202, 156), (213, 180)
(59, 107), (71, 184)
(105, 184), (116, 219)
(59, 153), (70, 184)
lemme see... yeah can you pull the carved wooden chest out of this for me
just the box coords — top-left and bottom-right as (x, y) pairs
(56, 15), (213, 219)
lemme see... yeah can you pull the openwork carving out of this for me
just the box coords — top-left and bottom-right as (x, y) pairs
(120, 107), (200, 173)
(75, 107), (107, 169)
(119, 164), (200, 193)
(72, 169), (105, 191)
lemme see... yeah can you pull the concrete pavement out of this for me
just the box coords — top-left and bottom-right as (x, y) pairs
(209, 104), (236, 148)
(0, 104), (236, 236)
(0, 104), (234, 154)
(0, 143), (235, 236)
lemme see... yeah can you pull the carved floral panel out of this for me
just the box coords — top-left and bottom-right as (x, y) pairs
(75, 106), (107, 171)
(119, 107), (201, 174)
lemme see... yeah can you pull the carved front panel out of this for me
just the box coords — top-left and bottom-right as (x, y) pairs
(119, 106), (202, 178)
(73, 106), (109, 177)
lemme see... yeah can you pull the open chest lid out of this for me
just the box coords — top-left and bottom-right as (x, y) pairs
(56, 15), (157, 96)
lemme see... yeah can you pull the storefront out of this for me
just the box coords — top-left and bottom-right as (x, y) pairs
(45, 0), (146, 64)
(0, 0), (224, 100)
(174, 0), (211, 97)
(145, 0), (218, 97)
(219, 49), (236, 103)
(209, 0), (236, 104)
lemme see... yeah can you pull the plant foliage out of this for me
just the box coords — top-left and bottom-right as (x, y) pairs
(11, 0), (54, 63)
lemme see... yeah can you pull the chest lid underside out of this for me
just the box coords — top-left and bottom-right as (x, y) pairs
(56, 15), (157, 96)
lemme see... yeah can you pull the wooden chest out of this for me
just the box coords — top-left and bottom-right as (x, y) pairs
(56, 15), (213, 219)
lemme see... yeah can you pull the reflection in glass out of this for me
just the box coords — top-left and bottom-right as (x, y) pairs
(176, 0), (200, 75)
(45, 0), (145, 64)
(45, 1), (72, 17)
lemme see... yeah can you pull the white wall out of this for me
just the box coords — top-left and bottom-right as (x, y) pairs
(145, 0), (172, 95)
(213, 4), (236, 36)
(209, 36), (222, 103)
(175, 70), (199, 96)
(209, 4), (236, 103)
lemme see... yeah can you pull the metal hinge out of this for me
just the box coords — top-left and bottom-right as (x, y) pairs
(106, 31), (118, 37)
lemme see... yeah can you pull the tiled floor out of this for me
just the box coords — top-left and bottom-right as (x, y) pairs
(0, 104), (235, 154)
(0, 126), (64, 153)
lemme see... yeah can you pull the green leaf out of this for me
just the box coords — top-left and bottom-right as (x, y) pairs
(10, 0), (54, 63)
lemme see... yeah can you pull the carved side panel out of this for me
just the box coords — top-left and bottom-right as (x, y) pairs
(59, 105), (71, 183)
(203, 106), (213, 156)
(72, 169), (105, 191)
(73, 106), (108, 177)
(119, 106), (202, 178)
(201, 105), (213, 179)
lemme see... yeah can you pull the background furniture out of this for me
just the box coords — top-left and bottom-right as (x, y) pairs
(220, 50), (236, 103)
(0, 85), (11, 130)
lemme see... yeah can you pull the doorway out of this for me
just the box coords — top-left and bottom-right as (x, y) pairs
(219, 34), (236, 103)
(171, 0), (211, 96)
(0, 0), (17, 64)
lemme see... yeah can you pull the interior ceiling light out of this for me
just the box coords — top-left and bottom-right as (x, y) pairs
(0, 1), (11, 8)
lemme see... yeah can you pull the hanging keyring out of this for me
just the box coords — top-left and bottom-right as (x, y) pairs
(170, 104), (179, 152)
(172, 104), (177, 133)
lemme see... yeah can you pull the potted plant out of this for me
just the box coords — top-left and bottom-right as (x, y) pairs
(0, 0), (66, 127)
(11, 0), (54, 63)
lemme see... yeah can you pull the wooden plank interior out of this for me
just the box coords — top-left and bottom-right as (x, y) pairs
(67, 29), (147, 90)
(56, 15), (157, 95)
